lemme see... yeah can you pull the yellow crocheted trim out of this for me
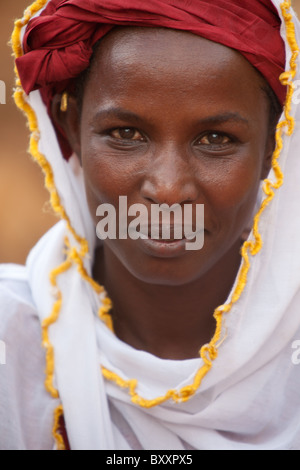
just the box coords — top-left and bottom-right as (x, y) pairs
(99, 296), (114, 331)
(11, 0), (299, 427)
(53, 405), (66, 451)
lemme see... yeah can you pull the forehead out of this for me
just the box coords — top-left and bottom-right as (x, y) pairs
(83, 27), (266, 117)
(95, 27), (237, 70)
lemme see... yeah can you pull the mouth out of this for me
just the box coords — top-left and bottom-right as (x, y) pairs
(128, 224), (204, 258)
(137, 236), (188, 258)
(146, 226), (186, 244)
(128, 224), (201, 241)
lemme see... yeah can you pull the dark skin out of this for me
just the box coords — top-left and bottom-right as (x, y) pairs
(52, 28), (276, 360)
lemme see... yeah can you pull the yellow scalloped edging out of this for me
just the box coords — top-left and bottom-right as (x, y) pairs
(10, 0), (299, 447)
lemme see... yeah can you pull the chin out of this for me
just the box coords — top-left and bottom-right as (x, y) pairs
(121, 254), (208, 287)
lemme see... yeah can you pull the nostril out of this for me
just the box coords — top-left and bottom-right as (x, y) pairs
(141, 179), (199, 207)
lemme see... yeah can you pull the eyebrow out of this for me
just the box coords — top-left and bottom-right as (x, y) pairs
(92, 107), (249, 127)
(93, 107), (144, 124)
(197, 112), (249, 127)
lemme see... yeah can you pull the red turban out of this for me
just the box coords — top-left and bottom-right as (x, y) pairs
(16, 0), (286, 159)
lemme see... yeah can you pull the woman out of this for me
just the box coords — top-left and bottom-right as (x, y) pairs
(1, 0), (300, 450)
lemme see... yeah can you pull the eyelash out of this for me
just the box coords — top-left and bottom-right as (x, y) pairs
(109, 127), (146, 142)
(106, 127), (235, 148)
(194, 132), (233, 147)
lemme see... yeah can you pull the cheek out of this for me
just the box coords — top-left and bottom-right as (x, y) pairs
(81, 153), (140, 225)
(201, 157), (263, 231)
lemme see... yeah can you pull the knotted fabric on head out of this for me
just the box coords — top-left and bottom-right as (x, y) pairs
(16, 0), (286, 159)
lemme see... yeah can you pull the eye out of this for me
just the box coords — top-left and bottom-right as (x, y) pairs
(110, 127), (145, 141)
(195, 132), (232, 146)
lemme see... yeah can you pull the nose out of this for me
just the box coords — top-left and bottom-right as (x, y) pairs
(141, 143), (199, 206)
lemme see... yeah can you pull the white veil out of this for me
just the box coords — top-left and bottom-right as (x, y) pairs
(11, 0), (300, 450)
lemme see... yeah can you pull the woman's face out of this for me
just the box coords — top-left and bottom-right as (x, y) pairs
(65, 28), (275, 286)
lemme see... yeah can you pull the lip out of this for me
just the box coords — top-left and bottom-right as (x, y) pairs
(128, 224), (202, 239)
(137, 235), (189, 258)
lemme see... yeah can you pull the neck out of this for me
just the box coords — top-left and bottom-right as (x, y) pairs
(94, 241), (242, 360)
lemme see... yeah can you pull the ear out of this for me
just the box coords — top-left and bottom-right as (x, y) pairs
(261, 130), (276, 180)
(51, 94), (82, 160)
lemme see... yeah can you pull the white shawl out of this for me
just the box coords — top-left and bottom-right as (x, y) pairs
(10, 0), (300, 450)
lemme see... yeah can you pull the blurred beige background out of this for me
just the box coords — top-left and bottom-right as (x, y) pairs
(1, 1), (300, 265)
